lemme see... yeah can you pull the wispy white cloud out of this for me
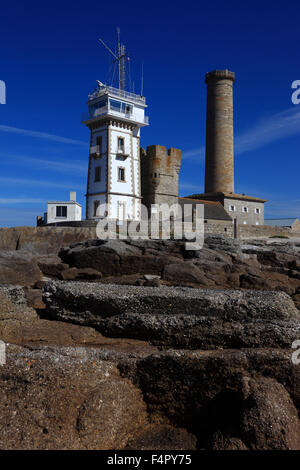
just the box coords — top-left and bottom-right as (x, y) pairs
(0, 125), (87, 146)
(235, 107), (300, 155)
(0, 176), (85, 190)
(182, 147), (205, 161)
(17, 156), (87, 174)
(182, 106), (300, 162)
(265, 199), (300, 218)
(0, 198), (46, 204)
(179, 181), (203, 194)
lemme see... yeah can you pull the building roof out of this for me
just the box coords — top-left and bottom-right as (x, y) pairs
(179, 198), (232, 221)
(48, 201), (82, 207)
(265, 218), (299, 227)
(187, 192), (267, 203)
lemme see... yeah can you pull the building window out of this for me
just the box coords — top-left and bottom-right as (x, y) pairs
(242, 207), (249, 213)
(96, 136), (102, 152)
(243, 221), (247, 225)
(255, 208), (261, 214)
(94, 200), (100, 217)
(118, 167), (125, 182)
(229, 205), (235, 212)
(94, 166), (101, 182)
(117, 137), (125, 153)
(56, 206), (67, 217)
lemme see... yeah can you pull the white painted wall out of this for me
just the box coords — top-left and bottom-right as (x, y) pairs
(47, 202), (82, 224)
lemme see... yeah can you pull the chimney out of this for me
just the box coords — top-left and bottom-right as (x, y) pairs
(70, 191), (76, 202)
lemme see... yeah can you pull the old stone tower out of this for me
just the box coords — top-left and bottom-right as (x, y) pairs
(189, 69), (267, 226)
(140, 145), (181, 211)
(205, 70), (235, 193)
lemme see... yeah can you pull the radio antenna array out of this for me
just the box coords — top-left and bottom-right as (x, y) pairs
(98, 28), (127, 91)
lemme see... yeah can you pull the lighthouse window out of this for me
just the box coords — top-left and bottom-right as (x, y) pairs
(56, 206), (67, 217)
(109, 99), (132, 114)
(94, 200), (100, 217)
(94, 166), (101, 182)
(118, 167), (125, 182)
(96, 136), (102, 151)
(117, 137), (125, 153)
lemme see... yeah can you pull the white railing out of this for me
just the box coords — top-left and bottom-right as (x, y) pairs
(88, 85), (146, 105)
(82, 106), (149, 125)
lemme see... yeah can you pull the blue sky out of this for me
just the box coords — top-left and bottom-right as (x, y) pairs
(0, 0), (299, 227)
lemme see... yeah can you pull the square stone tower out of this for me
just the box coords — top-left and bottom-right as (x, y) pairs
(141, 145), (181, 211)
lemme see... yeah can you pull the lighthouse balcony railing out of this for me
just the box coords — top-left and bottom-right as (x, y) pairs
(88, 85), (146, 105)
(82, 108), (149, 124)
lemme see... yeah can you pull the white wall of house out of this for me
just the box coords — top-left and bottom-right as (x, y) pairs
(47, 201), (82, 224)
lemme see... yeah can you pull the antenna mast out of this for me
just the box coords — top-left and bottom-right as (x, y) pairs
(98, 28), (127, 91)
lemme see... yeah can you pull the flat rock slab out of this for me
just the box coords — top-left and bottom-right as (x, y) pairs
(43, 281), (300, 349)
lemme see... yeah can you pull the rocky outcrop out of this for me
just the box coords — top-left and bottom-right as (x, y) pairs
(0, 344), (149, 450)
(58, 237), (300, 307)
(1, 283), (300, 450)
(43, 281), (300, 349)
(130, 348), (300, 450)
(0, 252), (42, 287)
(0, 226), (97, 254)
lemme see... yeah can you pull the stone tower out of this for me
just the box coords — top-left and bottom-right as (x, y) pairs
(205, 69), (235, 194)
(141, 145), (181, 210)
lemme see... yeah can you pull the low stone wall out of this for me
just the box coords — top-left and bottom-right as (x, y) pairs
(205, 220), (234, 237)
(238, 224), (300, 239)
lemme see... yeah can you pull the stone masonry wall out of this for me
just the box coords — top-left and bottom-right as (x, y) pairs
(205, 70), (235, 193)
(141, 145), (181, 211)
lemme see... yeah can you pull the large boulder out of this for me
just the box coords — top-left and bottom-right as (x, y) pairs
(0, 345), (148, 450)
(0, 251), (42, 287)
(131, 349), (300, 450)
(43, 281), (300, 349)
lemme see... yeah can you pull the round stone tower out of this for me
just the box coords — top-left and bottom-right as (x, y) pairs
(204, 69), (235, 194)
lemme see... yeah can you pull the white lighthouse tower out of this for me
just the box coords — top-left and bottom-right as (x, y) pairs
(83, 31), (149, 221)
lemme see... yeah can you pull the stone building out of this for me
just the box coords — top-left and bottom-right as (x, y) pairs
(140, 145), (181, 212)
(186, 70), (267, 227)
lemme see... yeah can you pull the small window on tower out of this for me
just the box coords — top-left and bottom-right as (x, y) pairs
(56, 206), (67, 217)
(242, 207), (249, 213)
(229, 205), (235, 212)
(94, 166), (101, 182)
(94, 200), (100, 217)
(117, 137), (125, 153)
(118, 167), (125, 182)
(96, 136), (102, 152)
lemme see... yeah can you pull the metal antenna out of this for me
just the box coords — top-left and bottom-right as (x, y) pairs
(141, 62), (144, 96)
(98, 29), (127, 91)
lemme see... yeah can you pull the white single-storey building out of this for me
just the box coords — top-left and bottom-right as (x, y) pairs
(37, 191), (82, 225)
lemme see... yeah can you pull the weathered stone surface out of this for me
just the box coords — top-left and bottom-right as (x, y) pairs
(0, 226), (97, 254)
(0, 345), (148, 450)
(56, 237), (300, 300)
(59, 267), (102, 281)
(130, 349), (300, 450)
(124, 424), (197, 450)
(240, 376), (300, 450)
(43, 281), (300, 349)
(37, 255), (69, 277)
(0, 251), (42, 287)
